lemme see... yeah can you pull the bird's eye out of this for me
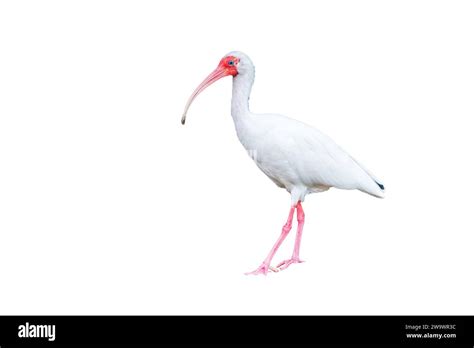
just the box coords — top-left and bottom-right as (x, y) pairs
(228, 61), (234, 66)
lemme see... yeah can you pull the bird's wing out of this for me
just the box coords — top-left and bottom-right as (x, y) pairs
(264, 116), (384, 198)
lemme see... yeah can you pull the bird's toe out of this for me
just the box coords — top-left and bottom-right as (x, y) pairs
(245, 263), (274, 276)
(277, 258), (304, 271)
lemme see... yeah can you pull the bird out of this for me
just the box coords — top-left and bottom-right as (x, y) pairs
(181, 51), (384, 275)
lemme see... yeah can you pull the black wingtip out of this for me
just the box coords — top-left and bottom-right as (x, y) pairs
(376, 182), (385, 191)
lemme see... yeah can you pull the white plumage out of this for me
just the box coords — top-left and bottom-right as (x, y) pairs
(182, 51), (384, 275)
(225, 51), (384, 203)
(234, 112), (384, 204)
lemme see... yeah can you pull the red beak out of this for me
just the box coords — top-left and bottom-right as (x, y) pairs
(181, 65), (232, 125)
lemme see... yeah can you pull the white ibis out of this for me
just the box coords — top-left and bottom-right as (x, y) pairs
(181, 51), (384, 275)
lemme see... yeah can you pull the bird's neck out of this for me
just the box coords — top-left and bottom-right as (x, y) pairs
(231, 70), (254, 122)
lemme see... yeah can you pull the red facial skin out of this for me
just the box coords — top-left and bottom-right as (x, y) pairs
(218, 56), (240, 77)
(181, 55), (240, 124)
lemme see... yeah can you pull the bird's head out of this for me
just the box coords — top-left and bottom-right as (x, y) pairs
(181, 51), (253, 125)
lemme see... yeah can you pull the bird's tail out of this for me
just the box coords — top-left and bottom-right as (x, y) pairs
(362, 176), (385, 198)
(372, 179), (385, 198)
(351, 156), (385, 198)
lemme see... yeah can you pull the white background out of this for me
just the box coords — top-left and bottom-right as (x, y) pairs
(1, 0), (473, 315)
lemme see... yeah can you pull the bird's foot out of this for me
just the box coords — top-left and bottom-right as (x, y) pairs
(276, 258), (304, 271)
(245, 263), (279, 276)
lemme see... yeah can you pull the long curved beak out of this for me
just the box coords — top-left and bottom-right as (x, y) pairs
(181, 66), (230, 125)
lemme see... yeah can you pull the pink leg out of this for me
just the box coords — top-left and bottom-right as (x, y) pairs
(245, 205), (295, 276)
(277, 201), (305, 271)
